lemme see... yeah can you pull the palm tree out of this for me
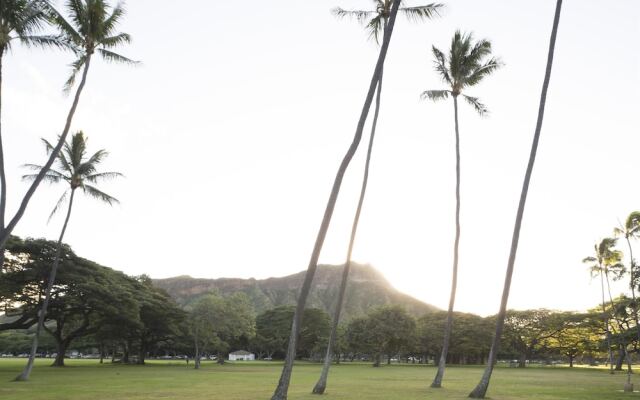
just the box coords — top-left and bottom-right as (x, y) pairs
(421, 31), (501, 388)
(15, 131), (122, 381)
(614, 212), (640, 343)
(468, 1), (563, 397)
(0, 0), (67, 265)
(271, 2), (403, 399)
(583, 238), (624, 375)
(0, 0), (135, 251)
(312, 1), (443, 395)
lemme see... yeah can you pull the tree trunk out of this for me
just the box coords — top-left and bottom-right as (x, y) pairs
(99, 344), (105, 364)
(569, 355), (574, 367)
(312, 49), (386, 398)
(270, 3), (401, 399)
(15, 189), (76, 381)
(52, 340), (67, 367)
(518, 352), (527, 368)
(194, 332), (200, 370)
(0, 55), (92, 250)
(137, 342), (146, 365)
(373, 354), (381, 368)
(616, 345), (625, 371)
(0, 51), (6, 262)
(468, 1), (562, 397)
(123, 341), (130, 364)
(432, 94), (462, 388)
(217, 352), (224, 365)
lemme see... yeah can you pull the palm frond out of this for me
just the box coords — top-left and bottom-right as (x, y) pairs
(420, 89), (449, 102)
(100, 32), (131, 49)
(63, 54), (87, 93)
(21, 171), (65, 184)
(84, 171), (124, 183)
(43, 0), (83, 46)
(97, 48), (137, 65)
(625, 211), (640, 236)
(399, 3), (444, 22)
(463, 95), (488, 116)
(465, 57), (502, 87)
(82, 184), (119, 206)
(365, 14), (383, 44)
(48, 189), (70, 223)
(331, 7), (376, 25)
(431, 46), (451, 85)
(582, 256), (597, 263)
(101, 1), (126, 35)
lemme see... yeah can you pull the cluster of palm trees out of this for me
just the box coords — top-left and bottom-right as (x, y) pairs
(1, 0), (133, 381)
(583, 211), (640, 392)
(271, 1), (563, 399)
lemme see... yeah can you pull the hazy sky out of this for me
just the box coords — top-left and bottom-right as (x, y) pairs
(4, 1), (639, 316)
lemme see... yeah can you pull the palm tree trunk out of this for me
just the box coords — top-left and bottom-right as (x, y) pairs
(270, 3), (401, 399)
(601, 270), (615, 374)
(468, 1), (562, 397)
(312, 64), (385, 396)
(0, 51), (6, 269)
(432, 93), (462, 388)
(15, 189), (76, 381)
(0, 55), (92, 250)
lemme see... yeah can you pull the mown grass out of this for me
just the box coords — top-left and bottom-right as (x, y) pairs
(0, 358), (638, 399)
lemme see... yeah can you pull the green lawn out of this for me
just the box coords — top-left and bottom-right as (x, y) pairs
(0, 359), (638, 399)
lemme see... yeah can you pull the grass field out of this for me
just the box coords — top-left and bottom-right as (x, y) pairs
(0, 359), (639, 399)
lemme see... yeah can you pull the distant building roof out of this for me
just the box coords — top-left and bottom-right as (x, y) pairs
(230, 350), (253, 355)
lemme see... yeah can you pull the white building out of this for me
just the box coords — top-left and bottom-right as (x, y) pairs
(228, 350), (255, 361)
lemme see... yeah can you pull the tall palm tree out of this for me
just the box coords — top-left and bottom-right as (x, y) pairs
(421, 30), (501, 388)
(468, 1), (563, 397)
(614, 212), (640, 343)
(312, 1), (443, 395)
(15, 131), (121, 381)
(0, 0), (67, 265)
(270, 2), (403, 399)
(0, 0), (135, 251)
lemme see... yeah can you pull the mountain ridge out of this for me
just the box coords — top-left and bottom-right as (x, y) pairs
(153, 263), (438, 320)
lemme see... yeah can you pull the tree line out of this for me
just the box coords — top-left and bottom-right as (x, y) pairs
(5, 235), (638, 378)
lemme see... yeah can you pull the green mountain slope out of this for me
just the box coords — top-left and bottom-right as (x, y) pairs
(153, 263), (438, 320)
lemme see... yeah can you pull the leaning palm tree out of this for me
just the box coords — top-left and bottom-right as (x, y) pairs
(0, 0), (135, 251)
(468, 0), (563, 397)
(421, 30), (501, 388)
(614, 212), (640, 343)
(312, 1), (443, 395)
(271, 2), (403, 399)
(0, 0), (67, 264)
(15, 131), (122, 381)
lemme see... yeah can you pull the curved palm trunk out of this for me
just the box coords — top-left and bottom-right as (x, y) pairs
(270, 3), (401, 399)
(432, 94), (462, 388)
(15, 189), (76, 381)
(194, 328), (200, 370)
(0, 55), (92, 250)
(603, 270), (633, 380)
(468, 1), (562, 397)
(312, 65), (385, 396)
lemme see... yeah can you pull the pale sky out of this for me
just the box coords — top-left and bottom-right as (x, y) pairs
(4, 1), (640, 316)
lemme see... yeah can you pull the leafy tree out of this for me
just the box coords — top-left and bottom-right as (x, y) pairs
(421, 29), (501, 388)
(0, 0), (135, 256)
(189, 293), (254, 367)
(469, 1), (563, 397)
(502, 309), (578, 368)
(271, 2), (403, 399)
(548, 314), (601, 367)
(0, 0), (67, 263)
(314, 1), (442, 394)
(2, 236), (138, 369)
(17, 131), (121, 380)
(255, 306), (329, 361)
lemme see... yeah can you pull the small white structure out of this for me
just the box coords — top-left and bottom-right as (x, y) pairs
(228, 350), (255, 361)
